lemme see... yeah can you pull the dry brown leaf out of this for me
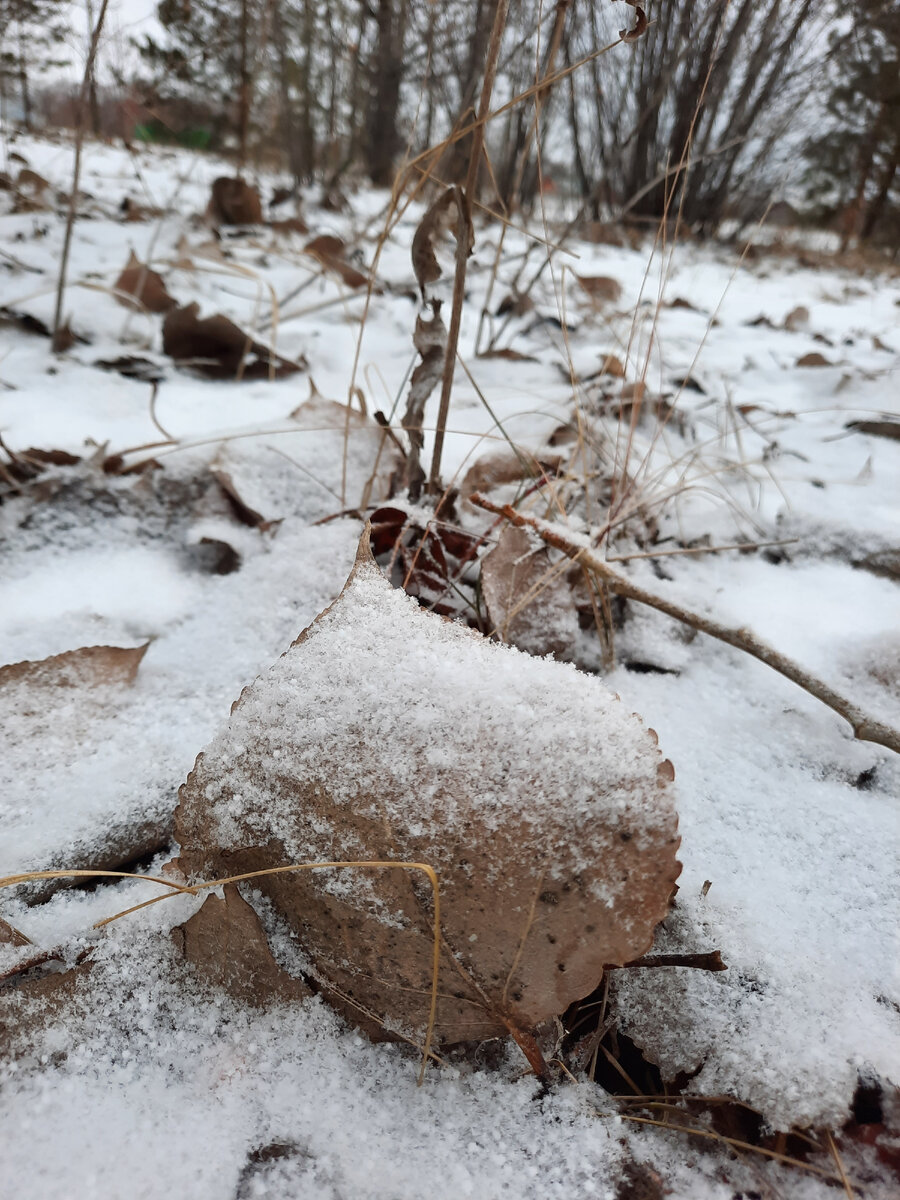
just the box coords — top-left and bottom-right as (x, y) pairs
(481, 526), (578, 659)
(669, 297), (698, 311)
(207, 176), (263, 225)
(269, 216), (309, 236)
(796, 352), (831, 367)
(411, 186), (473, 301)
(173, 885), (311, 1006)
(576, 275), (623, 305)
(0, 644), (149, 691)
(402, 303), (447, 498)
(0, 918), (31, 948)
(783, 305), (809, 332)
(210, 466), (272, 530)
(598, 353), (627, 378)
(460, 448), (562, 504)
(16, 167), (49, 193)
(175, 531), (680, 1067)
(162, 303), (305, 379)
(477, 347), (537, 362)
(114, 250), (177, 314)
(620, 5), (648, 43)
(847, 419), (900, 442)
(304, 235), (368, 288)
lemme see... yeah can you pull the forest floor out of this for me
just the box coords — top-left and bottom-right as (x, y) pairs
(0, 132), (898, 1199)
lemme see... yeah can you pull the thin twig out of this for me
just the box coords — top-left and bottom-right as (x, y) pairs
(470, 496), (900, 757)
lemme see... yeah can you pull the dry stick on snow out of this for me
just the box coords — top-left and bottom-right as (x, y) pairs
(51, 0), (111, 348)
(470, 495), (900, 757)
(427, 0), (510, 496)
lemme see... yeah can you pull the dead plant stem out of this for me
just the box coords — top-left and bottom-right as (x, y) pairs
(427, 0), (509, 495)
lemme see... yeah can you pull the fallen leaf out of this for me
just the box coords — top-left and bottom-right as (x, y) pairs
(477, 347), (537, 362)
(304, 234), (368, 288)
(576, 275), (622, 304)
(783, 305), (809, 332)
(162, 303), (305, 379)
(269, 216), (309, 236)
(460, 448), (562, 504)
(16, 167), (49, 193)
(0, 918), (31, 948)
(846, 419), (900, 442)
(0, 644), (149, 691)
(51, 319), (77, 353)
(481, 525), (579, 658)
(173, 885), (311, 1006)
(94, 355), (166, 383)
(668, 297), (697, 311)
(207, 176), (263, 225)
(176, 531), (680, 1066)
(796, 352), (831, 367)
(598, 353), (626, 378)
(113, 250), (177, 314)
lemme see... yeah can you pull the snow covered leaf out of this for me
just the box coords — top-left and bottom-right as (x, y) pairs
(481, 525), (578, 659)
(175, 530), (680, 1064)
(113, 251), (176, 314)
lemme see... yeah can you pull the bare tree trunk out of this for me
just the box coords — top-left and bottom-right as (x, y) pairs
(273, 0), (303, 187)
(17, 22), (31, 131)
(237, 0), (251, 174)
(364, 0), (408, 187)
(860, 139), (900, 243)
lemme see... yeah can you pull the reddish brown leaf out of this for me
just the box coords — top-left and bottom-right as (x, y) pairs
(796, 352), (831, 367)
(620, 5), (648, 43)
(113, 251), (177, 314)
(304, 235), (368, 288)
(207, 176), (263, 225)
(162, 303), (305, 379)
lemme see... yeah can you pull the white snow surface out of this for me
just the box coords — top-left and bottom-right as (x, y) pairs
(1, 133), (899, 1198)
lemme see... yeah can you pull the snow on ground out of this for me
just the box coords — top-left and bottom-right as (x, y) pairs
(1, 132), (899, 1198)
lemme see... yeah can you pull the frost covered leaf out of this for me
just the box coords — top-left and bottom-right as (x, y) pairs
(481, 526), (578, 659)
(0, 643), (149, 692)
(173, 885), (311, 1007)
(113, 251), (176, 314)
(176, 531), (680, 1060)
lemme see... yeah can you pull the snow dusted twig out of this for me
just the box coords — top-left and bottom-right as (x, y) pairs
(471, 495), (900, 758)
